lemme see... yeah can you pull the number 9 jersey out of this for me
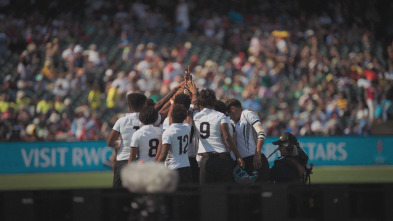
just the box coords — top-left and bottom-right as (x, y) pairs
(193, 108), (228, 154)
(130, 125), (163, 163)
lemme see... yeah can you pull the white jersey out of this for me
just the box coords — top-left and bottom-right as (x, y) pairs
(193, 108), (228, 153)
(233, 110), (260, 158)
(162, 117), (170, 130)
(162, 123), (191, 169)
(112, 113), (141, 161)
(130, 125), (163, 163)
(163, 116), (198, 157)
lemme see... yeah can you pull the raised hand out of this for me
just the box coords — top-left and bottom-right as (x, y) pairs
(184, 66), (192, 81)
(185, 80), (198, 96)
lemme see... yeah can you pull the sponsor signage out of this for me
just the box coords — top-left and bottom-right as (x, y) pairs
(0, 141), (112, 173)
(0, 137), (392, 174)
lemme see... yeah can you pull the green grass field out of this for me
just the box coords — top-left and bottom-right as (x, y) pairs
(1, 166), (393, 190)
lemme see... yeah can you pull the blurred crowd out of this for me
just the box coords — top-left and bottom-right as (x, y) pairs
(1, 0), (393, 141)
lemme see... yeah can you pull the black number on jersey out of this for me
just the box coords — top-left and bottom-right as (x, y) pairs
(177, 135), (189, 155)
(148, 138), (159, 157)
(133, 126), (140, 131)
(200, 122), (210, 139)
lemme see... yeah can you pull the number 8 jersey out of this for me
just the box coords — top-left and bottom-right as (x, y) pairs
(193, 108), (228, 154)
(130, 125), (163, 163)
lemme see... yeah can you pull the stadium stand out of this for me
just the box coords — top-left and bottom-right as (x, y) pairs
(0, 0), (393, 141)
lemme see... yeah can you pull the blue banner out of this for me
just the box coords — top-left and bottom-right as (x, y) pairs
(0, 141), (112, 174)
(0, 137), (392, 174)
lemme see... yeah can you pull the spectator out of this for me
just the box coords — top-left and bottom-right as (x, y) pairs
(106, 84), (120, 110)
(176, 0), (190, 32)
(0, 93), (10, 113)
(88, 82), (102, 111)
(36, 96), (52, 115)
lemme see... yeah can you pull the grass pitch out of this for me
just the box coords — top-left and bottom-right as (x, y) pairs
(0, 166), (393, 190)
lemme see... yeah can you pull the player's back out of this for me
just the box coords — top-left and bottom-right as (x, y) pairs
(114, 113), (141, 161)
(131, 124), (163, 163)
(235, 110), (260, 158)
(193, 108), (227, 153)
(162, 123), (191, 169)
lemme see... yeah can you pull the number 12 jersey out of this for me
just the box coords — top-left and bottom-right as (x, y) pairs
(161, 123), (191, 169)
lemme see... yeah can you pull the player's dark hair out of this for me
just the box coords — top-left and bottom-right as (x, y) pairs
(225, 98), (242, 112)
(146, 98), (155, 107)
(171, 104), (188, 123)
(174, 93), (191, 108)
(139, 106), (158, 125)
(198, 88), (216, 108)
(214, 100), (227, 115)
(127, 93), (147, 112)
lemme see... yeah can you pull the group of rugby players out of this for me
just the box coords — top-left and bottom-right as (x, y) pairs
(107, 71), (271, 188)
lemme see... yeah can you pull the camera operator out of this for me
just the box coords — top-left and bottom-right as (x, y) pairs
(269, 132), (312, 183)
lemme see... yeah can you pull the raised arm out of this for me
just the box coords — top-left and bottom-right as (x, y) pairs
(158, 85), (187, 120)
(185, 80), (198, 106)
(155, 82), (184, 112)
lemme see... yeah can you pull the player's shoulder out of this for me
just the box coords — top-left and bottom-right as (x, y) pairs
(192, 109), (201, 117)
(147, 125), (163, 135)
(212, 110), (226, 119)
(242, 109), (256, 115)
(242, 109), (259, 121)
(131, 129), (143, 139)
(153, 125), (164, 133)
(164, 124), (178, 134)
(182, 122), (191, 128)
(119, 113), (139, 123)
(115, 115), (128, 123)
(180, 123), (191, 132)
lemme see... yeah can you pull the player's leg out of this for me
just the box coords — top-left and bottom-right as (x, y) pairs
(112, 160), (128, 188)
(188, 156), (200, 183)
(213, 154), (234, 183)
(199, 156), (215, 184)
(258, 153), (270, 182)
(177, 166), (193, 184)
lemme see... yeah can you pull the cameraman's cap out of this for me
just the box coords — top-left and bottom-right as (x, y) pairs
(272, 132), (298, 145)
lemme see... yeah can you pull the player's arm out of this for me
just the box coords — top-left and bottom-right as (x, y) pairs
(221, 123), (245, 168)
(231, 123), (237, 145)
(154, 136), (164, 161)
(129, 147), (139, 163)
(156, 144), (171, 162)
(159, 65), (193, 111)
(184, 108), (194, 125)
(185, 80), (198, 106)
(107, 130), (121, 152)
(158, 86), (187, 120)
(252, 120), (266, 169)
(155, 82), (185, 112)
(129, 133), (140, 163)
